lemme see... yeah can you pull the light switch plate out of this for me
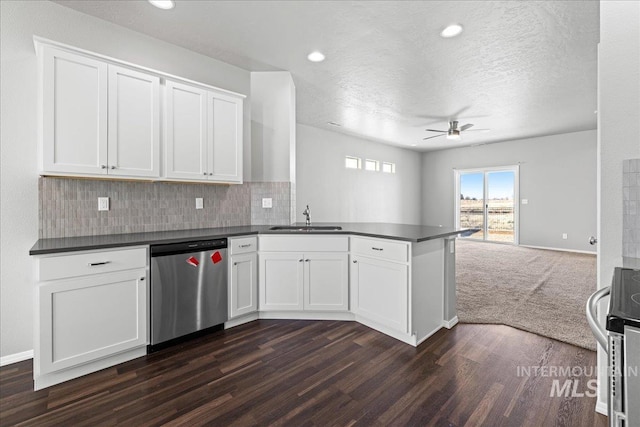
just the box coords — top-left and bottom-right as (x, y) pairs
(521, 199), (529, 205)
(562, 233), (568, 240)
(98, 197), (109, 211)
(196, 198), (204, 209)
(262, 198), (273, 208)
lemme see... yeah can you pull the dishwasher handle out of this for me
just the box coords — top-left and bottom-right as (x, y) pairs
(586, 286), (610, 353)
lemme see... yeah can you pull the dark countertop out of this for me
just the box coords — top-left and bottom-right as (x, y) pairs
(29, 222), (473, 255)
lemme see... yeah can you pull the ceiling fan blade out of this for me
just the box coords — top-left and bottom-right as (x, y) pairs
(460, 123), (474, 131)
(422, 134), (445, 140)
(464, 128), (490, 132)
(425, 129), (447, 133)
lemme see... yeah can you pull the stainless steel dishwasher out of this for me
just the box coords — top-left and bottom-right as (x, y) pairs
(150, 238), (228, 350)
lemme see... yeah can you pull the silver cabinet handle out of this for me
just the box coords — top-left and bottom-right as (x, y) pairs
(239, 244), (252, 248)
(371, 247), (384, 251)
(88, 261), (110, 266)
(586, 286), (610, 352)
(589, 236), (598, 245)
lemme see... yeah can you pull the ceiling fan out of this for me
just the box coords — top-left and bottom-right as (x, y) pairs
(423, 120), (489, 141)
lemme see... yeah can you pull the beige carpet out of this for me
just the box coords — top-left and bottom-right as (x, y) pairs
(455, 240), (597, 351)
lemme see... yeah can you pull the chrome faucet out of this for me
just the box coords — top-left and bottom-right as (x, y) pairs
(302, 205), (311, 226)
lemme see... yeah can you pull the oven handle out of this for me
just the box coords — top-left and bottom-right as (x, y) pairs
(586, 286), (610, 353)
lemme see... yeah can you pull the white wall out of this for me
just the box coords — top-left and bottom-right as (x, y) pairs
(250, 72), (296, 182)
(296, 124), (422, 224)
(0, 0), (251, 359)
(422, 130), (597, 252)
(596, 0), (640, 411)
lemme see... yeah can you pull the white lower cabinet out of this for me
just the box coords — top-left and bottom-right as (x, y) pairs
(304, 252), (349, 311)
(229, 252), (258, 318)
(350, 254), (409, 334)
(34, 247), (148, 390)
(259, 252), (305, 311)
(258, 236), (349, 313)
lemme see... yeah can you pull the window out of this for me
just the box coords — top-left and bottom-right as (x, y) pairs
(382, 162), (396, 173)
(345, 156), (361, 169)
(364, 159), (379, 171)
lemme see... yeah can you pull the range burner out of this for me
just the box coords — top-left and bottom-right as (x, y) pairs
(632, 293), (640, 305)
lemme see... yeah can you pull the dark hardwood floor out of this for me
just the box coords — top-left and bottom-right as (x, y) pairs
(0, 320), (607, 426)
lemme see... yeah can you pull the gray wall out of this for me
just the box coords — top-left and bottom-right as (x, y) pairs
(0, 0), (253, 359)
(422, 130), (597, 252)
(296, 124), (422, 224)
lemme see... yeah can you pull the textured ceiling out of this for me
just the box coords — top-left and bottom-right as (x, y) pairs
(53, 0), (599, 151)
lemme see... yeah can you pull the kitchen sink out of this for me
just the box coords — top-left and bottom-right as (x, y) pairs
(269, 226), (343, 231)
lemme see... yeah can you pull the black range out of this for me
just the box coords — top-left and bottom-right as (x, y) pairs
(606, 267), (640, 333)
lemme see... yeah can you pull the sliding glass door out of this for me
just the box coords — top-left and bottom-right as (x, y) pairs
(456, 166), (518, 244)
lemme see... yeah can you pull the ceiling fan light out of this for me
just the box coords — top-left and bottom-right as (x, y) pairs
(446, 130), (461, 140)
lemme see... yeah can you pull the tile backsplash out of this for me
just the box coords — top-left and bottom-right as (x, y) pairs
(623, 159), (640, 258)
(39, 178), (292, 238)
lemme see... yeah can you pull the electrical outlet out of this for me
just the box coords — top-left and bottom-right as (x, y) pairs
(262, 198), (272, 208)
(98, 197), (109, 211)
(195, 198), (204, 209)
(562, 233), (568, 240)
(521, 199), (529, 205)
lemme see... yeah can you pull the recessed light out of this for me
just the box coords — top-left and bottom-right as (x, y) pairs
(327, 121), (341, 127)
(148, 0), (175, 10)
(307, 51), (325, 62)
(440, 24), (463, 38)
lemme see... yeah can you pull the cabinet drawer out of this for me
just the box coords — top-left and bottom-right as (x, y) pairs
(38, 247), (147, 281)
(230, 236), (257, 255)
(260, 235), (348, 252)
(350, 237), (408, 263)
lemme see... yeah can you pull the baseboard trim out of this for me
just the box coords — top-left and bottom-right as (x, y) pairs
(595, 400), (607, 416)
(225, 313), (259, 329)
(520, 245), (596, 255)
(0, 350), (33, 367)
(443, 316), (459, 329)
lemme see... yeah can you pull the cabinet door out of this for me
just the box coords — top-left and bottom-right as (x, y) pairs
(351, 255), (408, 333)
(229, 252), (257, 318)
(208, 92), (243, 183)
(164, 80), (208, 180)
(107, 65), (160, 177)
(259, 252), (304, 311)
(37, 269), (147, 375)
(42, 46), (108, 174)
(304, 252), (348, 311)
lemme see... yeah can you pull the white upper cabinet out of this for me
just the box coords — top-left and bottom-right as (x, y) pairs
(107, 65), (160, 177)
(208, 92), (243, 183)
(37, 39), (244, 183)
(165, 80), (243, 183)
(42, 46), (108, 175)
(41, 45), (160, 178)
(164, 80), (208, 180)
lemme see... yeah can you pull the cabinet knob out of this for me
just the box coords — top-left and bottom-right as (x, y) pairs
(101, 165), (107, 169)
(110, 165), (117, 169)
(203, 172), (207, 176)
(209, 173), (213, 176)
(140, 277), (145, 281)
(353, 260), (357, 263)
(305, 259), (310, 262)
(299, 259), (304, 262)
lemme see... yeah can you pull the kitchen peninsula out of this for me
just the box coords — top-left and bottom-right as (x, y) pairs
(30, 223), (464, 389)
